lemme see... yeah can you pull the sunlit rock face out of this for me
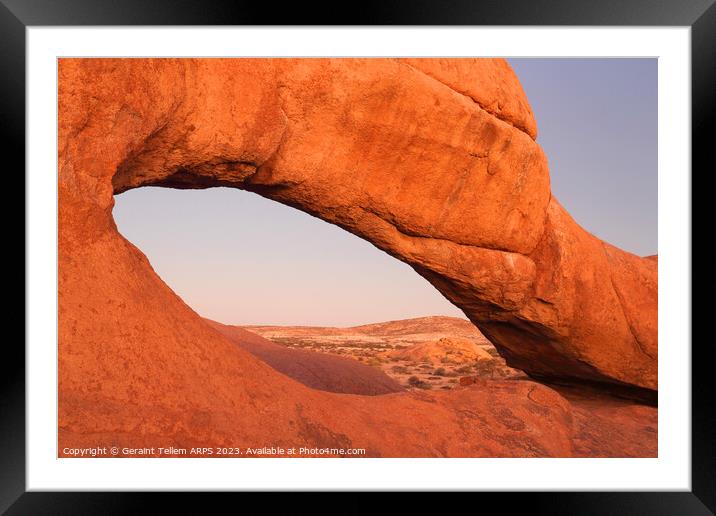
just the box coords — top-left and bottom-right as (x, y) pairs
(58, 58), (657, 457)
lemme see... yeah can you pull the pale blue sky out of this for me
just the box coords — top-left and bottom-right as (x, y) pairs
(113, 58), (657, 326)
(509, 58), (657, 255)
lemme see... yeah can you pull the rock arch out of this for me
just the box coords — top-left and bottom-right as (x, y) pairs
(62, 58), (658, 393)
(58, 58), (657, 456)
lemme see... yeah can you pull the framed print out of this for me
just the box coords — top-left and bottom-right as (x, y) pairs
(6, 0), (712, 512)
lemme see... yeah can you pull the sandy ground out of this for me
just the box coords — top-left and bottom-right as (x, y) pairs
(244, 316), (526, 390)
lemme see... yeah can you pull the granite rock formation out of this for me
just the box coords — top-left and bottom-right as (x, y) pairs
(390, 337), (494, 365)
(58, 58), (658, 457)
(206, 320), (404, 396)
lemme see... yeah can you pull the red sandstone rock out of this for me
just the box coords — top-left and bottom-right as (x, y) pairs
(58, 58), (658, 457)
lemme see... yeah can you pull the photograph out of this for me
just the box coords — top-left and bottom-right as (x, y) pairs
(57, 57), (658, 459)
(7, 2), (709, 507)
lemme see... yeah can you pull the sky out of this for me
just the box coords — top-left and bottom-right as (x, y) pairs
(113, 58), (657, 327)
(509, 59), (657, 255)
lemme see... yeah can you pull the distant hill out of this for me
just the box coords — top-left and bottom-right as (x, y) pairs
(244, 315), (490, 348)
(390, 337), (494, 365)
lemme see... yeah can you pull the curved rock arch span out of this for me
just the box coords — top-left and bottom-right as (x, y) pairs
(58, 58), (657, 457)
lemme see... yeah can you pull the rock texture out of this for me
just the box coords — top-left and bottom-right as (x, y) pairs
(547, 384), (658, 458)
(206, 320), (404, 396)
(59, 58), (658, 457)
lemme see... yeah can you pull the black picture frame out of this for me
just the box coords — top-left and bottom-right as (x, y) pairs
(4, 0), (710, 513)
